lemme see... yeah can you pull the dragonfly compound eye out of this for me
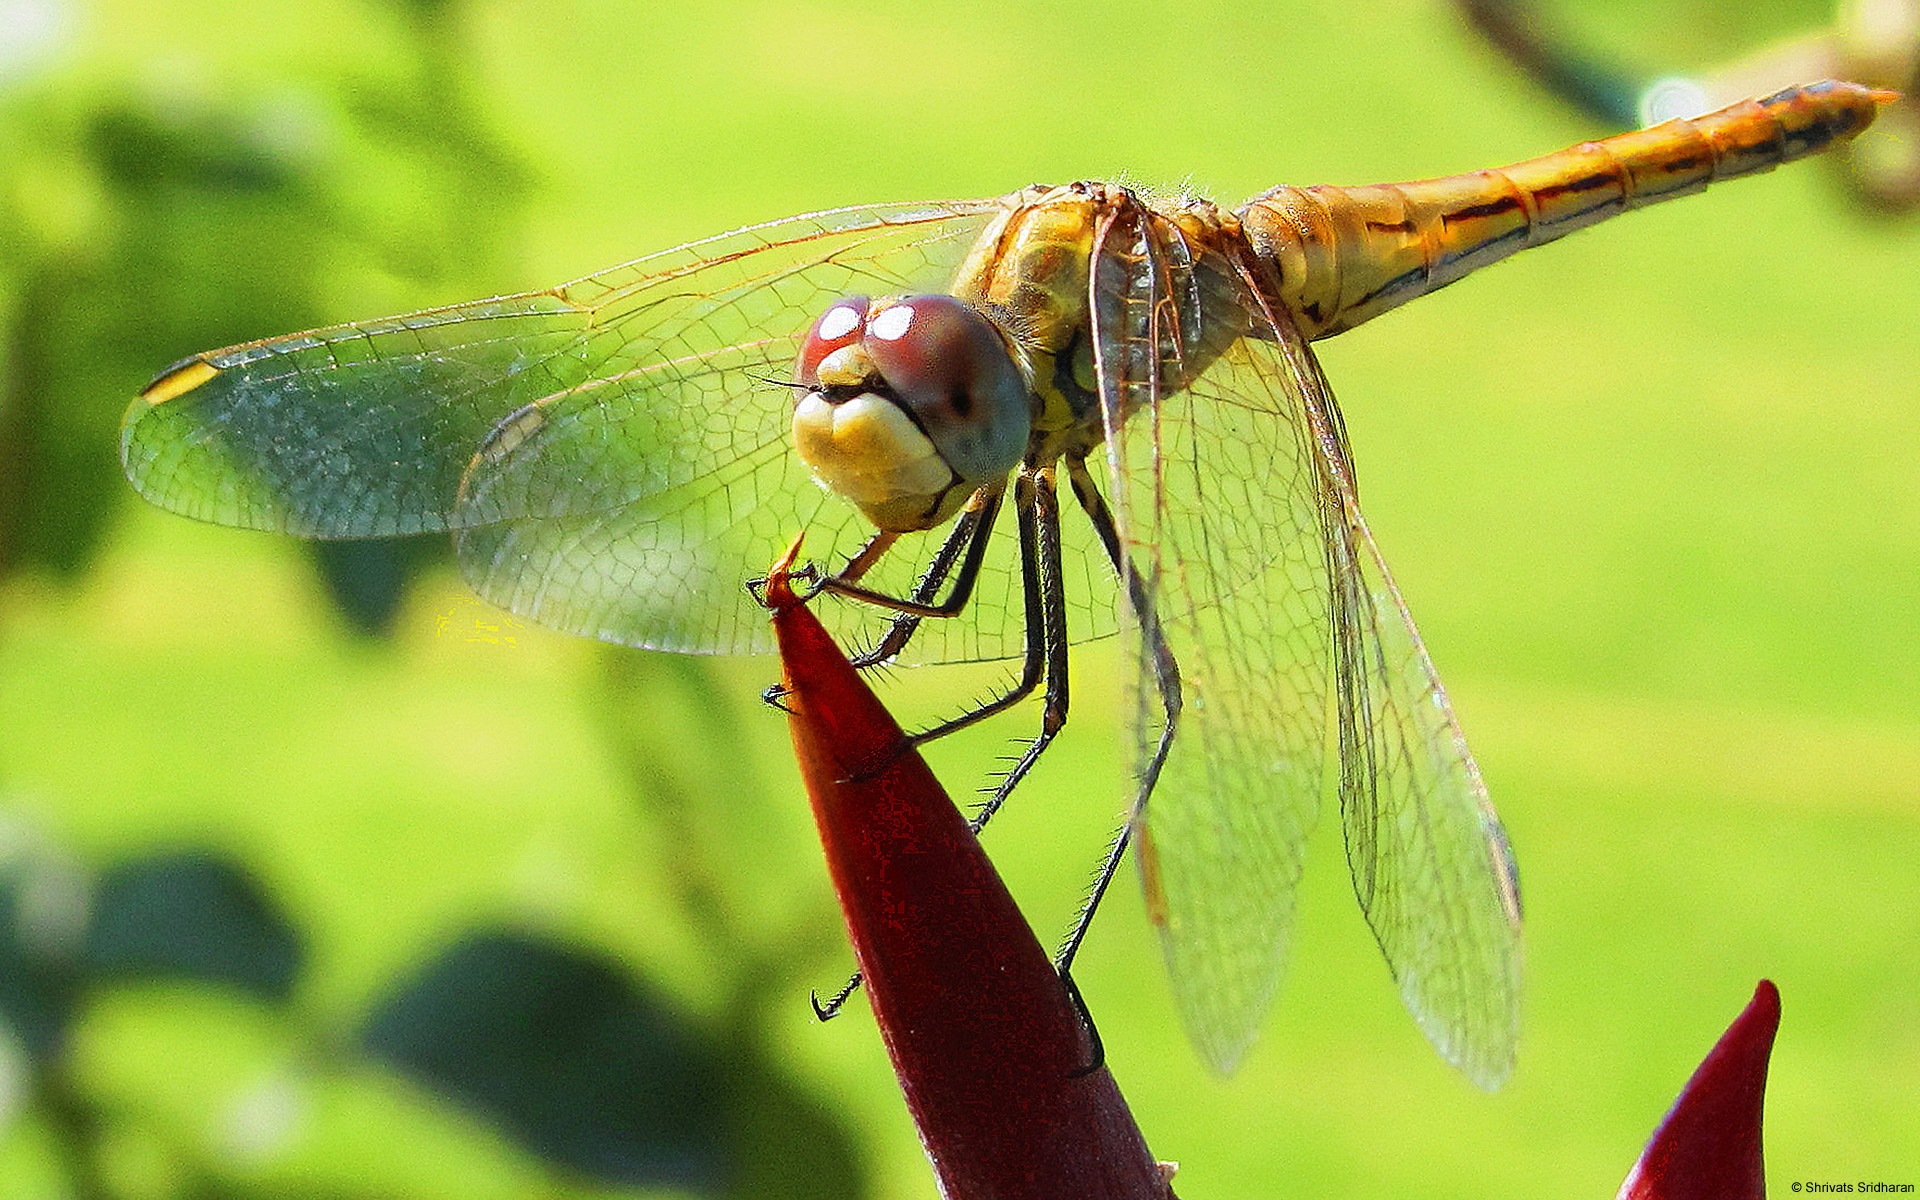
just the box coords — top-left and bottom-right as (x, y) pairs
(796, 295), (872, 385)
(793, 294), (1031, 533)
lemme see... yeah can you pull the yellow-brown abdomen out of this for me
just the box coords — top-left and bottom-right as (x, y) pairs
(1241, 80), (1891, 339)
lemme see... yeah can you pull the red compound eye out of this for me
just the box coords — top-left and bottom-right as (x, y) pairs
(862, 295), (1031, 485)
(863, 295), (1003, 420)
(796, 295), (871, 385)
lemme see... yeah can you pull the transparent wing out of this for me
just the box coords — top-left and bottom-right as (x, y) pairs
(122, 197), (1110, 659)
(1270, 317), (1525, 1090)
(448, 198), (1121, 660)
(1091, 210), (1336, 1076)
(121, 200), (998, 537)
(122, 291), (606, 537)
(1098, 218), (1521, 1083)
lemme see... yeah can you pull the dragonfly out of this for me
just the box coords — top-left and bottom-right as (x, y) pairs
(122, 81), (1886, 1088)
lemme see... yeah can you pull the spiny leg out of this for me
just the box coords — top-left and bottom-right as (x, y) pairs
(817, 482), (1004, 626)
(844, 485), (1004, 669)
(809, 470), (1053, 1022)
(1055, 456), (1183, 975)
(809, 970), (865, 1021)
(967, 462), (1072, 834)
(807, 478), (1040, 1022)
(821, 478), (1050, 748)
(906, 467), (1049, 750)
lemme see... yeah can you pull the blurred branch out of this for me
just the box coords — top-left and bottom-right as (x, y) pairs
(30, 1068), (117, 1200)
(591, 646), (847, 983)
(1454, 0), (1920, 210)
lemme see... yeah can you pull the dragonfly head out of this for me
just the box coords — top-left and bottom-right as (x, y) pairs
(792, 294), (1030, 532)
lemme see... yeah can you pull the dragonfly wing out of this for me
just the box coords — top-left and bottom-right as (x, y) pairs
(124, 199), (1054, 657)
(1089, 209), (1337, 1075)
(449, 202), (1003, 655)
(452, 197), (1116, 661)
(1093, 209), (1521, 1083)
(123, 292), (596, 537)
(1266, 292), (1524, 1090)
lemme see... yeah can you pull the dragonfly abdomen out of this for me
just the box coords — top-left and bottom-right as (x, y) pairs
(1239, 80), (1889, 340)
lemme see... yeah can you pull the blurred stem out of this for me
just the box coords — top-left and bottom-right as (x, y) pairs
(397, 0), (475, 187)
(0, 250), (56, 591)
(1454, 0), (1644, 127)
(592, 648), (848, 1015)
(401, 0), (473, 120)
(31, 1059), (112, 1200)
(592, 649), (739, 954)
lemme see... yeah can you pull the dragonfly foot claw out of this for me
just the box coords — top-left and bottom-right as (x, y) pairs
(1061, 969), (1107, 1078)
(744, 561), (824, 608)
(810, 968), (865, 1020)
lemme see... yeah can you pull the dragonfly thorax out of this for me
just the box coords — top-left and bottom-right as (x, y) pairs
(792, 294), (1031, 533)
(947, 182), (1252, 461)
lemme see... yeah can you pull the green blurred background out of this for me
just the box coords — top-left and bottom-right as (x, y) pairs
(2, 0), (1916, 1196)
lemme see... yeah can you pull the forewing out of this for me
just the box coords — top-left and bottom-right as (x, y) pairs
(1090, 210), (1337, 1075)
(122, 293), (599, 537)
(447, 201), (1012, 655)
(123, 198), (1060, 657)
(1267, 297), (1524, 1090)
(451, 198), (1117, 660)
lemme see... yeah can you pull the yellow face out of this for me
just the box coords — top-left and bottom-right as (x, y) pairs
(792, 336), (962, 530)
(791, 295), (1032, 533)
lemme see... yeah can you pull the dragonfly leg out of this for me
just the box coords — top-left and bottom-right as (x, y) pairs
(806, 466), (1069, 1018)
(1061, 967), (1108, 1077)
(802, 480), (1034, 1020)
(831, 483), (1006, 669)
(888, 468), (1047, 754)
(1055, 456), (1183, 975)
(965, 463), (1070, 834)
(809, 968), (865, 1021)
(820, 477), (1056, 755)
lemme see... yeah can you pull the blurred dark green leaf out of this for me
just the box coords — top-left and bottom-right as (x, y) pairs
(0, 861), (85, 1060)
(311, 535), (447, 637)
(0, 0), (531, 626)
(83, 850), (302, 1001)
(0, 89), (337, 583)
(720, 1057), (869, 1200)
(360, 928), (733, 1192)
